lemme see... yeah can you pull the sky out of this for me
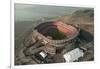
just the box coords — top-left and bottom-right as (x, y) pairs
(14, 3), (93, 22)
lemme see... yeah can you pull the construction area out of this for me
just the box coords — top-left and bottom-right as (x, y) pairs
(14, 7), (94, 65)
(15, 20), (94, 65)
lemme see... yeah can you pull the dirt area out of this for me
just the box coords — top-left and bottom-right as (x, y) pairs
(15, 9), (94, 65)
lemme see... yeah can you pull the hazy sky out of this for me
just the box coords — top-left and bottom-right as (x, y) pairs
(15, 4), (93, 21)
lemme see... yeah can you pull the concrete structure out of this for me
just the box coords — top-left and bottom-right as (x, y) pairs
(23, 21), (80, 63)
(27, 21), (79, 55)
(34, 21), (79, 48)
(63, 48), (84, 62)
(14, 20), (94, 65)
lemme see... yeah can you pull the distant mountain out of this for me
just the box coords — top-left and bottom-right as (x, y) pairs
(71, 9), (94, 23)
